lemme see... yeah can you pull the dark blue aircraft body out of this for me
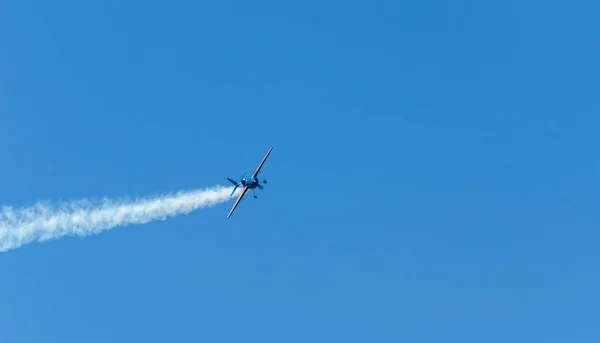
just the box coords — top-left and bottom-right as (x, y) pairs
(226, 174), (264, 195)
(226, 147), (273, 218)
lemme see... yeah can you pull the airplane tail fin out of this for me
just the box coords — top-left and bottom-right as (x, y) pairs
(227, 173), (246, 196)
(227, 178), (238, 196)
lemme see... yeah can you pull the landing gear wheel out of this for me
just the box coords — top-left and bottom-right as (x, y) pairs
(263, 180), (268, 183)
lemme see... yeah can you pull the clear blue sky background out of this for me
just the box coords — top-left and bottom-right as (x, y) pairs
(1, 1), (599, 342)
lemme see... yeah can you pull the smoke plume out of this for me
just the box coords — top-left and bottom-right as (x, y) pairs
(0, 185), (235, 252)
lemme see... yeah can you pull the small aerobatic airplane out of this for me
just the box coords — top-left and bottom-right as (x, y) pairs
(226, 147), (273, 218)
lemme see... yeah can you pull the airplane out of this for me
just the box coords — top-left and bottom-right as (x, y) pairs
(226, 147), (273, 218)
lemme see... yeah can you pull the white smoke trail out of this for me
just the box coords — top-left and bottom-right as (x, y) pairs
(0, 185), (236, 252)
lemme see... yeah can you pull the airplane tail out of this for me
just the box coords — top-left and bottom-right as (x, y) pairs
(227, 173), (246, 196)
(227, 178), (238, 196)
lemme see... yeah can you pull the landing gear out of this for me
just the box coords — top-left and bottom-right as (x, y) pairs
(263, 180), (268, 184)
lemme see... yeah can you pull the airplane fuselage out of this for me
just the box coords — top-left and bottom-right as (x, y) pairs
(241, 177), (260, 189)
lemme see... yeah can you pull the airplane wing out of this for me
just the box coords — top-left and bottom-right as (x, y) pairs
(251, 147), (273, 179)
(227, 187), (248, 218)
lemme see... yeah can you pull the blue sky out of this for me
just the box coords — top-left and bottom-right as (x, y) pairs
(1, 0), (599, 341)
